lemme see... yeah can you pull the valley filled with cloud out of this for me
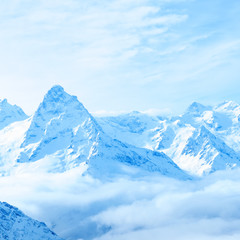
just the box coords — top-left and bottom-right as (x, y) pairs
(1, 169), (240, 240)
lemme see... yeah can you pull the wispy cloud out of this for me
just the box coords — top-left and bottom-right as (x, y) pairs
(0, 0), (189, 114)
(0, 0), (239, 115)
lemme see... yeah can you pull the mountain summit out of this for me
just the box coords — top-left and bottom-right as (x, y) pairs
(22, 85), (96, 147)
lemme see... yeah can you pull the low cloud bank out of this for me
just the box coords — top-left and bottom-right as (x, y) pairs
(1, 168), (240, 240)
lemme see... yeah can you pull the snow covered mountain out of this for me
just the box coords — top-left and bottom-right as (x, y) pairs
(0, 99), (28, 130)
(195, 101), (240, 152)
(164, 125), (240, 176)
(97, 101), (240, 176)
(0, 86), (188, 179)
(0, 202), (62, 240)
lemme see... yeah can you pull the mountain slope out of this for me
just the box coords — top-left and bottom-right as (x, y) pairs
(0, 202), (62, 240)
(165, 125), (240, 175)
(96, 112), (165, 149)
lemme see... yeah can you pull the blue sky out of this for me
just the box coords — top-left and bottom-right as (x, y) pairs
(0, 0), (240, 115)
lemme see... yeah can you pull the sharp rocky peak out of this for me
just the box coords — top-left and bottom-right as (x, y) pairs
(32, 86), (78, 124)
(22, 85), (101, 148)
(186, 102), (211, 114)
(40, 85), (82, 110)
(32, 85), (92, 124)
(44, 85), (68, 100)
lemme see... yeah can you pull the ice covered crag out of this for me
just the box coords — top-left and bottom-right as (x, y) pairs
(0, 86), (188, 179)
(0, 202), (62, 240)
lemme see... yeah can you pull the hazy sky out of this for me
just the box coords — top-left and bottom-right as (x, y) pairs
(0, 0), (240, 115)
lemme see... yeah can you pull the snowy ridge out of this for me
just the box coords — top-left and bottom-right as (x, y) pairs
(97, 101), (240, 176)
(0, 202), (62, 240)
(96, 111), (163, 150)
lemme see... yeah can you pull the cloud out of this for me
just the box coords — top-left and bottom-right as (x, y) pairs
(1, 168), (240, 239)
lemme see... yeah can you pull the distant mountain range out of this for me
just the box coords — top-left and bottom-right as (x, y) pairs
(1, 86), (240, 178)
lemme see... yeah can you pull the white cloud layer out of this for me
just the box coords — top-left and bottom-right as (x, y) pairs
(1, 168), (240, 240)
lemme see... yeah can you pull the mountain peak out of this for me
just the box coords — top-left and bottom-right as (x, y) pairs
(44, 85), (70, 102)
(21, 85), (101, 155)
(47, 85), (64, 94)
(186, 102), (211, 114)
(216, 100), (240, 111)
(38, 85), (83, 114)
(28, 85), (87, 121)
(0, 98), (8, 105)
